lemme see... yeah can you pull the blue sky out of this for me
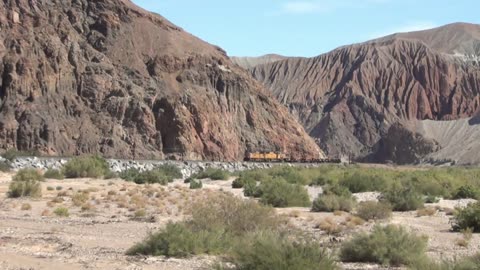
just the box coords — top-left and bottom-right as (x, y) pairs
(132, 0), (480, 57)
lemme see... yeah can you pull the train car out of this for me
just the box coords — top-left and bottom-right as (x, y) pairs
(244, 151), (287, 162)
(244, 151), (342, 164)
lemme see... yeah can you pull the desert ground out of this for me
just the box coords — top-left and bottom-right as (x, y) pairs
(0, 170), (478, 270)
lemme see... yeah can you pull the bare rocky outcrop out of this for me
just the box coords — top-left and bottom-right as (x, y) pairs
(250, 23), (480, 162)
(0, 0), (321, 160)
(231, 54), (288, 69)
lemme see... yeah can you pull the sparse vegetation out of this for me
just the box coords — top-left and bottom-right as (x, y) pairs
(62, 156), (111, 179)
(72, 192), (89, 207)
(339, 173), (387, 193)
(416, 207), (437, 217)
(0, 160), (11, 172)
(454, 185), (480, 200)
(340, 225), (428, 267)
(2, 149), (41, 162)
(355, 201), (392, 221)
(44, 169), (65, 180)
(455, 228), (473, 248)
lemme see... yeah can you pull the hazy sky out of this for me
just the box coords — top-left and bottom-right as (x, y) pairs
(132, 0), (480, 57)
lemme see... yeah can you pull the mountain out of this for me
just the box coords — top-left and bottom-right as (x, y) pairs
(0, 0), (321, 160)
(231, 54), (288, 69)
(249, 23), (480, 164)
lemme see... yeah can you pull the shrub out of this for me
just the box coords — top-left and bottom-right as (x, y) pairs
(195, 168), (229, 180)
(56, 186), (63, 191)
(134, 209), (147, 219)
(269, 166), (309, 185)
(309, 176), (331, 186)
(323, 184), (352, 197)
(120, 166), (180, 185)
(13, 169), (44, 182)
(232, 176), (256, 189)
(229, 231), (337, 270)
(455, 228), (473, 247)
(72, 192), (89, 206)
(47, 186), (54, 191)
(454, 186), (480, 200)
(416, 207), (437, 217)
(315, 217), (342, 235)
(127, 194), (282, 257)
(355, 201), (392, 221)
(312, 194), (355, 213)
(339, 173), (387, 193)
(381, 184), (424, 211)
(189, 179), (203, 189)
(103, 170), (118, 180)
(409, 254), (480, 270)
(21, 203), (32, 210)
(62, 156), (111, 179)
(8, 172), (42, 198)
(0, 161), (11, 172)
(255, 178), (311, 208)
(54, 207), (69, 217)
(452, 202), (480, 232)
(340, 225), (428, 266)
(243, 179), (259, 197)
(44, 169), (64, 180)
(2, 149), (40, 161)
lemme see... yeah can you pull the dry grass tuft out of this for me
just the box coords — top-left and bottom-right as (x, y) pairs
(315, 217), (342, 235)
(21, 203), (32, 211)
(455, 228), (473, 247)
(416, 207), (437, 217)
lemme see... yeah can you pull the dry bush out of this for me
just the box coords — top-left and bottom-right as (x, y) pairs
(51, 197), (64, 203)
(72, 192), (89, 206)
(315, 217), (342, 235)
(355, 201), (392, 221)
(344, 216), (366, 228)
(54, 207), (69, 217)
(21, 203), (32, 211)
(130, 194), (148, 208)
(81, 203), (95, 212)
(455, 228), (473, 247)
(41, 209), (51, 216)
(416, 207), (437, 217)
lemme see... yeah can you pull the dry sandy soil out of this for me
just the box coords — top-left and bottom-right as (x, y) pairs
(0, 172), (478, 270)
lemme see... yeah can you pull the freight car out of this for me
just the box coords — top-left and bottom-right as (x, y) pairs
(244, 151), (342, 164)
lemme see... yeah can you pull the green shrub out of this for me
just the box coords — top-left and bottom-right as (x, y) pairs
(103, 170), (118, 180)
(381, 184), (424, 211)
(452, 202), (480, 232)
(120, 166), (181, 184)
(310, 176), (332, 186)
(2, 149), (41, 161)
(47, 186), (54, 191)
(269, 166), (309, 185)
(0, 161), (11, 172)
(195, 168), (230, 180)
(232, 176), (256, 189)
(340, 225), (428, 266)
(8, 169), (43, 198)
(453, 186), (480, 200)
(62, 156), (110, 178)
(243, 179), (259, 197)
(355, 201), (392, 221)
(339, 173), (387, 193)
(409, 254), (480, 270)
(189, 179), (203, 189)
(127, 194), (282, 257)
(323, 183), (352, 197)
(44, 169), (64, 180)
(254, 178), (311, 208)
(230, 231), (337, 270)
(311, 194), (355, 212)
(13, 169), (44, 182)
(54, 207), (70, 217)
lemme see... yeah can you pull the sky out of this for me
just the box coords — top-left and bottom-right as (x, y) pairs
(132, 0), (480, 57)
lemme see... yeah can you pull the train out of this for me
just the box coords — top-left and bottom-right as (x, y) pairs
(244, 151), (342, 164)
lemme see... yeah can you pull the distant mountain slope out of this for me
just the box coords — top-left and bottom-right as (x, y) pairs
(250, 23), (480, 163)
(0, 0), (321, 160)
(231, 54), (288, 69)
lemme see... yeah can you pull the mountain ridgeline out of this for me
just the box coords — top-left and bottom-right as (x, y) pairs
(0, 0), (322, 160)
(242, 23), (480, 164)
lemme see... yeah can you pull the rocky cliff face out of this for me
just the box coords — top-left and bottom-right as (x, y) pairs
(231, 54), (288, 69)
(0, 0), (321, 160)
(251, 24), (480, 161)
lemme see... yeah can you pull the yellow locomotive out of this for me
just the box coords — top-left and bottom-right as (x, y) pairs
(244, 151), (288, 162)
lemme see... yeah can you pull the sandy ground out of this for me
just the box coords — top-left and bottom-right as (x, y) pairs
(0, 172), (478, 270)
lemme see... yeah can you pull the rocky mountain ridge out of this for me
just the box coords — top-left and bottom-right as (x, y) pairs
(0, 0), (321, 160)
(249, 23), (480, 163)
